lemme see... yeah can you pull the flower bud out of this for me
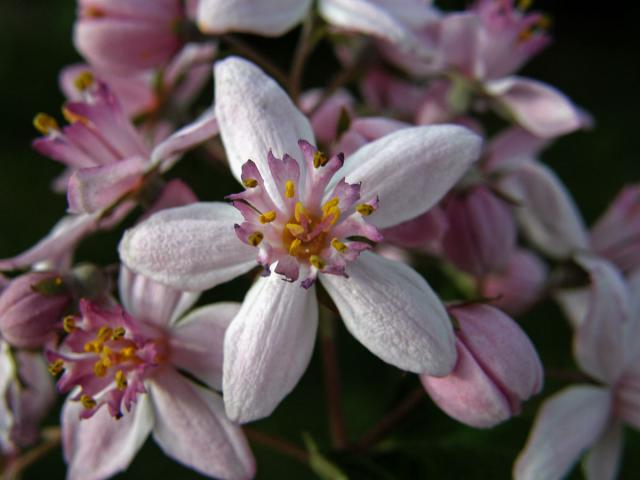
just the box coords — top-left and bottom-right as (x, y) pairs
(0, 272), (71, 348)
(442, 186), (517, 277)
(382, 206), (448, 253)
(421, 304), (543, 428)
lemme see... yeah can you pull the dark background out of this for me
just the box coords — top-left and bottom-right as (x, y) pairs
(1, 1), (639, 478)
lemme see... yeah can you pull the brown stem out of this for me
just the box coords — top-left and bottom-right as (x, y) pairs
(220, 35), (290, 87)
(348, 385), (425, 453)
(243, 427), (309, 465)
(289, 15), (316, 102)
(319, 312), (348, 450)
(3, 427), (61, 479)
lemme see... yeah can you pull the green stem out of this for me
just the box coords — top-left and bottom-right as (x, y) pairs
(220, 35), (290, 87)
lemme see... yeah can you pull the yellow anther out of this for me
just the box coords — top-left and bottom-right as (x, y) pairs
(33, 113), (59, 135)
(243, 178), (258, 188)
(356, 203), (375, 216)
(538, 15), (551, 30)
(289, 238), (302, 255)
(285, 180), (295, 199)
(80, 395), (97, 410)
(322, 198), (340, 215)
(294, 202), (310, 222)
(259, 210), (277, 224)
(54, 276), (63, 286)
(100, 347), (114, 368)
(286, 223), (305, 237)
(97, 326), (113, 342)
(248, 232), (264, 247)
(47, 359), (64, 376)
(62, 106), (89, 126)
(517, 0), (533, 11)
(331, 238), (348, 253)
(313, 151), (329, 168)
(84, 341), (101, 353)
(112, 327), (126, 340)
(121, 347), (135, 359)
(115, 370), (128, 391)
(309, 255), (325, 270)
(63, 316), (76, 333)
(74, 71), (95, 91)
(93, 360), (108, 377)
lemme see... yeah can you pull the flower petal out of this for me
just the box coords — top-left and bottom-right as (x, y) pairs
(583, 421), (623, 480)
(150, 368), (255, 479)
(197, 0), (311, 36)
(119, 202), (256, 292)
(214, 56), (314, 198)
(223, 275), (318, 422)
(63, 394), (154, 480)
(513, 385), (612, 480)
(170, 302), (240, 390)
(320, 251), (456, 375)
(335, 124), (482, 230)
(486, 76), (586, 139)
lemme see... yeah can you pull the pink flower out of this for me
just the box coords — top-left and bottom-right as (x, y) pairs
(120, 57), (483, 422)
(515, 256), (640, 480)
(421, 303), (543, 428)
(49, 268), (255, 480)
(74, 0), (184, 73)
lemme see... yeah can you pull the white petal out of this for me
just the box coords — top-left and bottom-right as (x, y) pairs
(583, 421), (624, 480)
(150, 369), (255, 479)
(119, 202), (256, 292)
(63, 395), (154, 480)
(334, 124), (482, 229)
(223, 275), (318, 422)
(320, 251), (456, 375)
(214, 57), (314, 203)
(169, 302), (241, 390)
(500, 160), (589, 259)
(198, 0), (311, 36)
(514, 385), (612, 480)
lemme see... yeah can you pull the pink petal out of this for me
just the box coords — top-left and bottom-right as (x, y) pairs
(513, 385), (612, 480)
(119, 202), (256, 292)
(320, 251), (456, 375)
(170, 302), (240, 390)
(149, 368), (255, 479)
(484, 127), (550, 173)
(223, 275), (317, 423)
(381, 206), (449, 251)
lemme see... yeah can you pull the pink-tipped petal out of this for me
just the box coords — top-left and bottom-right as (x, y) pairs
(170, 302), (240, 390)
(150, 369), (256, 479)
(197, 0), (311, 36)
(484, 127), (549, 173)
(513, 385), (612, 480)
(335, 124), (482, 229)
(583, 421), (623, 480)
(119, 202), (256, 292)
(320, 251), (456, 375)
(223, 276), (318, 423)
(63, 394), (154, 480)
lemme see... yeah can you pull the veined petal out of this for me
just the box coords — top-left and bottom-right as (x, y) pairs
(119, 202), (256, 292)
(197, 0), (311, 36)
(583, 421), (624, 480)
(150, 368), (255, 479)
(320, 251), (456, 375)
(223, 275), (318, 423)
(63, 394), (154, 480)
(486, 76), (586, 139)
(214, 57), (314, 203)
(170, 302), (240, 390)
(334, 124), (482, 229)
(513, 385), (612, 480)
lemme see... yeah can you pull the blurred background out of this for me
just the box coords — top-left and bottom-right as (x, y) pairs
(0, 0), (639, 478)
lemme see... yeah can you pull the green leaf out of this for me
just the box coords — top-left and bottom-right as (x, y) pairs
(303, 433), (349, 480)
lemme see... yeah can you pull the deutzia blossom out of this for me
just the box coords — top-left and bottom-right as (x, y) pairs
(120, 57), (482, 422)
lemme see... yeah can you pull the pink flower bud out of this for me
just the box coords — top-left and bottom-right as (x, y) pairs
(442, 186), (517, 277)
(0, 272), (71, 348)
(382, 206), (448, 253)
(421, 304), (543, 428)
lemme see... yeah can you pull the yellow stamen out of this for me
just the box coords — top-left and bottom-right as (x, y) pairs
(286, 223), (305, 237)
(294, 202), (310, 222)
(248, 232), (264, 247)
(322, 198), (340, 216)
(48, 359), (64, 376)
(33, 113), (59, 135)
(80, 395), (97, 410)
(84, 340), (102, 353)
(115, 370), (128, 391)
(356, 203), (375, 216)
(63, 316), (76, 333)
(94, 360), (108, 377)
(62, 106), (90, 126)
(243, 178), (258, 188)
(97, 326), (113, 342)
(74, 71), (94, 91)
(121, 347), (135, 359)
(309, 255), (325, 270)
(518, 0), (533, 11)
(112, 326), (126, 340)
(331, 238), (348, 253)
(285, 180), (295, 199)
(313, 151), (329, 168)
(54, 276), (63, 286)
(289, 238), (302, 255)
(259, 210), (277, 224)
